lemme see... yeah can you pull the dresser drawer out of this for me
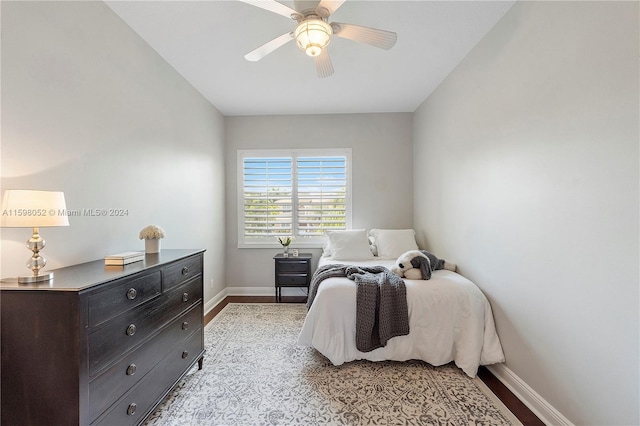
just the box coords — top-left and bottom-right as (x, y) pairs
(163, 255), (202, 291)
(88, 304), (202, 421)
(88, 277), (202, 376)
(277, 260), (309, 273)
(88, 271), (162, 328)
(94, 330), (203, 426)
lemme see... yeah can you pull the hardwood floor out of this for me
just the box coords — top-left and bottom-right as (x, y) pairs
(205, 296), (544, 426)
(477, 366), (545, 425)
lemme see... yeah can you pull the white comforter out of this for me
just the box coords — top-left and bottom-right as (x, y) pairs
(297, 257), (505, 377)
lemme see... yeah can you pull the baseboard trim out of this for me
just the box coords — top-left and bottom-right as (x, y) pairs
(486, 364), (573, 426)
(225, 286), (308, 297)
(226, 286), (273, 296)
(204, 288), (227, 317)
(205, 287), (307, 318)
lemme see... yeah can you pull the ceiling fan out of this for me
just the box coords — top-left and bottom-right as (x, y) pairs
(239, 0), (397, 78)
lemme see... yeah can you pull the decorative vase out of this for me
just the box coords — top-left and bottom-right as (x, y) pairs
(145, 238), (160, 254)
(283, 246), (289, 257)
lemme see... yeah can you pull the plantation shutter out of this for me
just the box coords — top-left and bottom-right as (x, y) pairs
(242, 157), (293, 238)
(296, 156), (347, 236)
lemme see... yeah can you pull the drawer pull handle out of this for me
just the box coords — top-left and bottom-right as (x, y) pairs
(181, 266), (189, 275)
(127, 403), (137, 416)
(126, 288), (137, 300)
(182, 351), (189, 359)
(182, 321), (189, 330)
(126, 324), (137, 336)
(182, 293), (189, 302)
(126, 363), (137, 376)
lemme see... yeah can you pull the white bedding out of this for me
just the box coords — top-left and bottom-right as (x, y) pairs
(297, 257), (505, 377)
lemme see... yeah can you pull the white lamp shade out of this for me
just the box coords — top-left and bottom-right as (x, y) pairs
(1, 190), (70, 228)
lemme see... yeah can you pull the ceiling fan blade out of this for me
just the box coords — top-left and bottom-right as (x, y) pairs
(237, 0), (299, 19)
(331, 22), (397, 50)
(316, 0), (345, 17)
(245, 32), (293, 61)
(314, 48), (334, 78)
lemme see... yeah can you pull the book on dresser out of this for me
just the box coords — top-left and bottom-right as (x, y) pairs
(0, 249), (206, 426)
(104, 251), (145, 265)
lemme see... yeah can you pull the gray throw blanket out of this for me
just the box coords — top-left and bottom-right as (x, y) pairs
(307, 264), (409, 352)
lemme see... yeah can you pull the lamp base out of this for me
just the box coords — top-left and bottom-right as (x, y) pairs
(18, 271), (54, 284)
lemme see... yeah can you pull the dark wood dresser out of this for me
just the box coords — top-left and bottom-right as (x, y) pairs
(0, 249), (205, 426)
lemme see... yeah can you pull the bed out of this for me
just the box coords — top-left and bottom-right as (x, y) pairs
(297, 229), (505, 378)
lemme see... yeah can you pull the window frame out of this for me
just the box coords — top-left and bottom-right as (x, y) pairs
(237, 148), (352, 248)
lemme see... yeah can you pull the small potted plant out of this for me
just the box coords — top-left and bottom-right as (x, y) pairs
(277, 236), (293, 256)
(139, 225), (165, 254)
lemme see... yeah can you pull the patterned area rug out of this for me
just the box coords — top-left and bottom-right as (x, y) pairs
(145, 303), (521, 425)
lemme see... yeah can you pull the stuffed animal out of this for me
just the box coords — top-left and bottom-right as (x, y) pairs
(391, 250), (456, 280)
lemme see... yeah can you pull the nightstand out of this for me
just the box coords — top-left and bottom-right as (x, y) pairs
(273, 253), (312, 302)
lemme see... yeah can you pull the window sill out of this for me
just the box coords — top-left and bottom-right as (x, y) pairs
(238, 243), (324, 249)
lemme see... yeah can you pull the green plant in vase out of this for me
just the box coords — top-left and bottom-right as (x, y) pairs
(277, 236), (293, 256)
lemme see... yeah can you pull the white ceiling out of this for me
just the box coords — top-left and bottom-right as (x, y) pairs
(105, 0), (515, 116)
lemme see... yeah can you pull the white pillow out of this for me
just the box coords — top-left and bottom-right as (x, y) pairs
(368, 236), (378, 256)
(322, 240), (333, 258)
(369, 229), (419, 259)
(326, 229), (374, 260)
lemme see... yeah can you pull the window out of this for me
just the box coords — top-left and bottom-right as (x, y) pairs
(238, 149), (352, 248)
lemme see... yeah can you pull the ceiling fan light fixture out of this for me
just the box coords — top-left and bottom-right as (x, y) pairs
(294, 19), (332, 57)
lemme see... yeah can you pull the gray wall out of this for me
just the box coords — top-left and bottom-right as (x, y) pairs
(0, 1), (227, 304)
(413, 1), (638, 424)
(224, 113), (413, 293)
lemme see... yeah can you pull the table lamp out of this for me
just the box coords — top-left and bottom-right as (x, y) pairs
(1, 189), (69, 283)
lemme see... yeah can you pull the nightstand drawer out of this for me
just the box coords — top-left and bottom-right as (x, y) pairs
(277, 273), (308, 285)
(277, 260), (309, 273)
